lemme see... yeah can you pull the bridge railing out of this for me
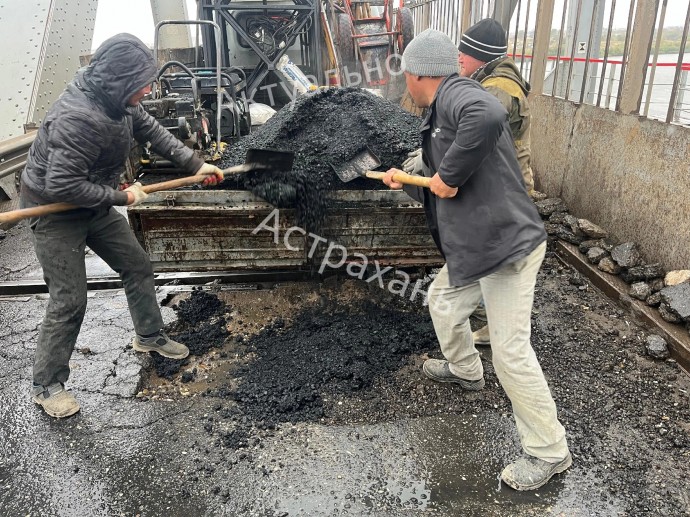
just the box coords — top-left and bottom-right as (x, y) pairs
(405, 0), (690, 127)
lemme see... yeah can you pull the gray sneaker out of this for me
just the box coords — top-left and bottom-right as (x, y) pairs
(501, 453), (572, 491)
(422, 359), (485, 390)
(32, 383), (81, 418)
(132, 331), (189, 360)
(472, 324), (491, 346)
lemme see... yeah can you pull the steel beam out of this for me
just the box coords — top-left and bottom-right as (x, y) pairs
(0, 271), (315, 296)
(0, 0), (97, 140)
(150, 0), (193, 49)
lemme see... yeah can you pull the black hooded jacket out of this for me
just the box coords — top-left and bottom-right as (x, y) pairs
(403, 74), (545, 287)
(21, 33), (203, 209)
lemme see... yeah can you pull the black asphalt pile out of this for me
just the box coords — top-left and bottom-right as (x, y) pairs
(151, 289), (230, 379)
(218, 87), (421, 230)
(173, 288), (225, 327)
(202, 288), (509, 450)
(224, 301), (437, 425)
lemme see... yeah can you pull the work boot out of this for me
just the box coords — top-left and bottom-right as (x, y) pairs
(472, 324), (491, 346)
(422, 359), (485, 390)
(133, 331), (189, 360)
(501, 453), (572, 491)
(32, 383), (80, 418)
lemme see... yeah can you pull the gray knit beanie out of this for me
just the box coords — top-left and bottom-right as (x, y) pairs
(401, 29), (459, 77)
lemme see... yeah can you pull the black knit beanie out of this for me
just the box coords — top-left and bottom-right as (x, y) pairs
(458, 19), (507, 63)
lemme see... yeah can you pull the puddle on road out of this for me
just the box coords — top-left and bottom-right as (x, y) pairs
(404, 415), (624, 516)
(258, 414), (622, 517)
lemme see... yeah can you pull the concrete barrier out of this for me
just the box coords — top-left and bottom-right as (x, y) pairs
(531, 95), (690, 271)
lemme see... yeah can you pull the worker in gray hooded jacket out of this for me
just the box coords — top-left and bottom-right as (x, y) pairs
(20, 33), (223, 419)
(382, 29), (571, 491)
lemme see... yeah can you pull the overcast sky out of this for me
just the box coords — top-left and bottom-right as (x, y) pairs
(92, 0), (197, 51)
(91, 0), (689, 51)
(551, 0), (689, 29)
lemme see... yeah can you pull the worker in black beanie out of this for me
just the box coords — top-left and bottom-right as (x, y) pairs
(458, 18), (534, 195)
(458, 18), (509, 63)
(459, 19), (541, 350)
(404, 18), (536, 196)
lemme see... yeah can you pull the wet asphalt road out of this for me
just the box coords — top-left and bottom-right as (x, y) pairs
(0, 291), (612, 517)
(0, 221), (683, 516)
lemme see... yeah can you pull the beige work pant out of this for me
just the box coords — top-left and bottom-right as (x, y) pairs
(427, 241), (570, 462)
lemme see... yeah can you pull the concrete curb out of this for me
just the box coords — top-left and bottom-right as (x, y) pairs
(555, 241), (690, 373)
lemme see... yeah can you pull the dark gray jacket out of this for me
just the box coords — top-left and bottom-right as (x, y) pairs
(404, 74), (545, 287)
(21, 33), (203, 209)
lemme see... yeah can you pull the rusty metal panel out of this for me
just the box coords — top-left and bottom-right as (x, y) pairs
(130, 205), (306, 272)
(128, 190), (443, 272)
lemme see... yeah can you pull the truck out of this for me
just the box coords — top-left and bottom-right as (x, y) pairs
(127, 0), (439, 276)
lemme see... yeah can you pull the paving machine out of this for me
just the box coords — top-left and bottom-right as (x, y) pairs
(133, 19), (252, 177)
(198, 0), (325, 104)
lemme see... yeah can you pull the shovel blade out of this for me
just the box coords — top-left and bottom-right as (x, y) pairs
(245, 148), (295, 172)
(332, 148), (382, 183)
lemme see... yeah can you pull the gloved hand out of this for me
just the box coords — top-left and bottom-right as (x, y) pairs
(195, 163), (224, 186)
(124, 182), (148, 206)
(402, 148), (423, 175)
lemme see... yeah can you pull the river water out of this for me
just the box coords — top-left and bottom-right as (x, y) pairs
(533, 52), (690, 125)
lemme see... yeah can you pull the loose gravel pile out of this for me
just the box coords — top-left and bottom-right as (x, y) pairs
(218, 87), (421, 230)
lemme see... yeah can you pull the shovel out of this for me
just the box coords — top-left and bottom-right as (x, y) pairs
(0, 148), (295, 226)
(332, 147), (431, 188)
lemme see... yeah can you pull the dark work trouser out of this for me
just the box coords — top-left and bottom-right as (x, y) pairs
(30, 208), (163, 387)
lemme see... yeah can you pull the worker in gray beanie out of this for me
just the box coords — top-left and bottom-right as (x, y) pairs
(399, 28), (463, 175)
(400, 28), (459, 77)
(383, 28), (571, 492)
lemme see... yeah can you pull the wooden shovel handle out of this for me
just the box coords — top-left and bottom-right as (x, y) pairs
(0, 175), (206, 225)
(0, 202), (79, 224)
(143, 163), (258, 191)
(0, 166), (244, 225)
(365, 170), (432, 188)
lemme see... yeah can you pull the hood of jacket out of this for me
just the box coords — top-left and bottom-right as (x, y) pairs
(80, 33), (156, 117)
(472, 57), (530, 96)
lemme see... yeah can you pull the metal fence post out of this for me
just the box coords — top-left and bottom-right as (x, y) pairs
(618, 0), (658, 115)
(605, 63), (617, 109)
(529, 0), (556, 96)
(673, 70), (688, 124)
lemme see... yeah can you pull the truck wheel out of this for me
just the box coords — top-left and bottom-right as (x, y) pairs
(335, 13), (357, 82)
(396, 7), (414, 54)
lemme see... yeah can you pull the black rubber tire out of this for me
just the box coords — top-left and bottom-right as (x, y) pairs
(335, 13), (357, 79)
(397, 7), (414, 54)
